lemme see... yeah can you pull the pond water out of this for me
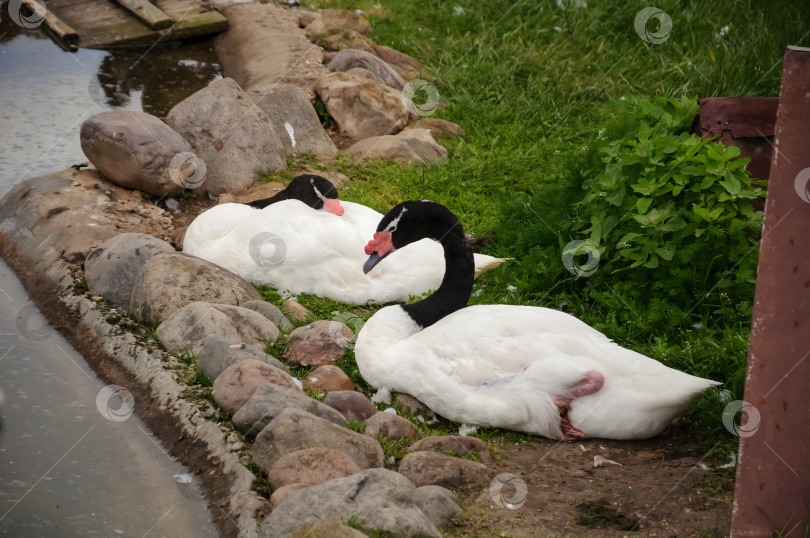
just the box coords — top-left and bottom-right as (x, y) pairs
(0, 11), (222, 536)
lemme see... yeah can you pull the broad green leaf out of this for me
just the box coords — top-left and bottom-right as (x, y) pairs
(636, 197), (652, 214)
(655, 246), (675, 261)
(661, 215), (687, 232)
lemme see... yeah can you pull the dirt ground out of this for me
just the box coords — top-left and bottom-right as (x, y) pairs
(449, 428), (733, 537)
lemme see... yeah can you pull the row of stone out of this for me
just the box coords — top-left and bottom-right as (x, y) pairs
(80, 54), (456, 199)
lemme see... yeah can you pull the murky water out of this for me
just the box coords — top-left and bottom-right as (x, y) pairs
(0, 11), (222, 536)
(0, 13), (221, 196)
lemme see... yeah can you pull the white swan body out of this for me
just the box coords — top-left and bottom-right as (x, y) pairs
(182, 200), (506, 304)
(355, 200), (721, 440)
(356, 304), (720, 440)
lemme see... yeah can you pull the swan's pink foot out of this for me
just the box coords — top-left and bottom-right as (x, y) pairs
(568, 369), (605, 398)
(553, 371), (603, 441)
(561, 420), (585, 441)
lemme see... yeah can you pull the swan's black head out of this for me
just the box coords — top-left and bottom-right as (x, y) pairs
(247, 174), (343, 214)
(363, 200), (465, 274)
(285, 174), (344, 215)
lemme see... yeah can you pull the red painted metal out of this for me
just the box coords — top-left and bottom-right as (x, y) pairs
(696, 96), (779, 181)
(731, 46), (810, 537)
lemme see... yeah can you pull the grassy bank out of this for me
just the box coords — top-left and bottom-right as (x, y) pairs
(256, 0), (810, 454)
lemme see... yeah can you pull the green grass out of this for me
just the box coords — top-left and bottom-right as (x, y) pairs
(266, 0), (810, 455)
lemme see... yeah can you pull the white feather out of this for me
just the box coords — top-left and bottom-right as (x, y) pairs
(182, 201), (508, 304)
(355, 304), (720, 440)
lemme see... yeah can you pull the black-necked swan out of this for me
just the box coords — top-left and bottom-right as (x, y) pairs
(182, 175), (508, 304)
(355, 200), (721, 440)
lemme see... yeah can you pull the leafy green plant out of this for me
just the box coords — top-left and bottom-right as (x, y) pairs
(576, 97), (764, 278)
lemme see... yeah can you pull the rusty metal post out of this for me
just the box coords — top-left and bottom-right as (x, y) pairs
(731, 46), (810, 537)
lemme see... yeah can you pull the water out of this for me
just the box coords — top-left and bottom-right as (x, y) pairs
(0, 14), (221, 196)
(0, 13), (223, 536)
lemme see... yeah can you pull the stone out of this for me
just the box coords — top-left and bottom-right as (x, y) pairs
(403, 118), (464, 140)
(0, 169), (173, 270)
(230, 182), (284, 204)
(315, 72), (410, 140)
(170, 226), (188, 250)
(318, 31), (377, 55)
(232, 382), (346, 437)
(412, 485), (463, 529)
(198, 336), (288, 382)
(215, 4), (330, 100)
(252, 408), (384, 473)
(375, 45), (421, 81)
(408, 435), (493, 463)
(212, 359), (297, 415)
(260, 468), (459, 538)
(281, 299), (312, 322)
(253, 83), (337, 158)
(398, 451), (494, 489)
(84, 233), (174, 309)
(346, 128), (447, 165)
(328, 49), (405, 90)
(79, 111), (188, 197)
(284, 320), (353, 367)
(344, 67), (380, 82)
(130, 252), (262, 325)
(303, 365), (355, 393)
(320, 9), (371, 35)
(364, 411), (420, 441)
(267, 447), (361, 490)
(395, 392), (436, 421)
(269, 483), (311, 511)
(290, 515), (366, 538)
(156, 302), (279, 355)
(240, 300), (293, 331)
(323, 391), (378, 422)
(165, 78), (286, 195)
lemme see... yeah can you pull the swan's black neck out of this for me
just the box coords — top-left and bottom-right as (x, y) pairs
(400, 220), (474, 329)
(245, 189), (288, 209)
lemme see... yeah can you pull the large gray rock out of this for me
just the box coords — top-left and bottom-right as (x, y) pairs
(79, 111), (189, 197)
(232, 382), (346, 437)
(240, 300), (293, 331)
(267, 447), (361, 490)
(253, 83), (337, 158)
(165, 78), (286, 195)
(198, 336), (288, 381)
(0, 169), (173, 272)
(398, 451), (494, 489)
(213, 359), (297, 415)
(284, 320), (352, 367)
(328, 49), (405, 90)
(130, 252), (262, 325)
(156, 302), (279, 355)
(403, 118), (463, 140)
(315, 72), (410, 140)
(84, 233), (174, 309)
(346, 128), (447, 165)
(260, 468), (460, 538)
(375, 45), (421, 81)
(411, 485), (463, 529)
(252, 408), (384, 474)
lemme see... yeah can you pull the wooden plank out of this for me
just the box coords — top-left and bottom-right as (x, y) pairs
(44, 0), (227, 49)
(112, 0), (173, 30)
(730, 45), (810, 537)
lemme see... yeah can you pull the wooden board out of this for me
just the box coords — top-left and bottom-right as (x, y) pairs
(44, 0), (227, 49)
(113, 0), (173, 30)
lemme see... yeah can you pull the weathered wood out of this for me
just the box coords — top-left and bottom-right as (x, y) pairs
(43, 0), (227, 49)
(731, 45), (810, 537)
(112, 0), (173, 30)
(38, 3), (80, 49)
